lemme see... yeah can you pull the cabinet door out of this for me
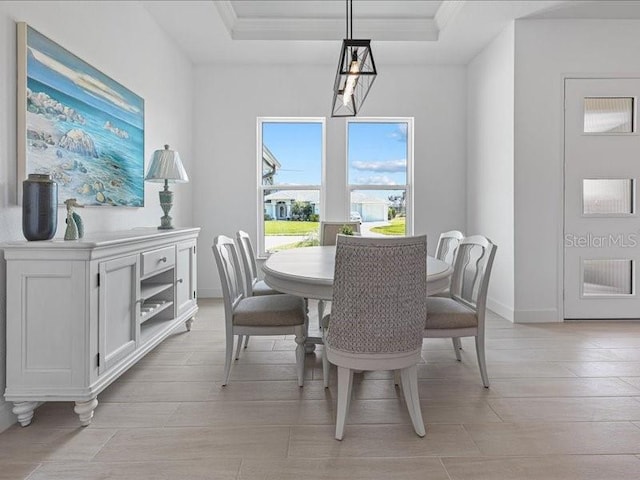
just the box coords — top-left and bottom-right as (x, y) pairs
(6, 260), (86, 390)
(176, 241), (197, 316)
(98, 254), (139, 374)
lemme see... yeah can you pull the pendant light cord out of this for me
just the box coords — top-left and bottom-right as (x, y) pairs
(350, 0), (353, 39)
(345, 0), (353, 39)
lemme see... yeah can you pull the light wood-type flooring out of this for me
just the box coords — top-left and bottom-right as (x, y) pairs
(1, 299), (640, 479)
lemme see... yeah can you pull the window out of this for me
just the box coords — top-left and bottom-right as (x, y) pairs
(257, 118), (325, 256)
(583, 97), (634, 133)
(583, 178), (634, 215)
(347, 119), (413, 236)
(583, 259), (634, 296)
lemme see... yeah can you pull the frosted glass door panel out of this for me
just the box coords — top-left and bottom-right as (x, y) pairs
(583, 179), (634, 215)
(584, 97), (634, 133)
(583, 259), (633, 296)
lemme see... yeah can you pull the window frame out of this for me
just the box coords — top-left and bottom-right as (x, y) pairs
(346, 117), (414, 236)
(256, 117), (326, 258)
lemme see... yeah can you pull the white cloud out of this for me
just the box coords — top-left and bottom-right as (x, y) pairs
(352, 159), (406, 172)
(29, 47), (140, 115)
(388, 123), (408, 141)
(354, 175), (397, 185)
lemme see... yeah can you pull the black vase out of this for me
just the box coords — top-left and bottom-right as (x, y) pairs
(22, 174), (58, 241)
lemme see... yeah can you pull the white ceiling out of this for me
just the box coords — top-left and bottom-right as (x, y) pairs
(229, 1), (443, 19)
(141, 0), (640, 66)
(527, 0), (640, 19)
(214, 0), (445, 41)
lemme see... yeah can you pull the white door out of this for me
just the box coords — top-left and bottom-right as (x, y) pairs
(564, 78), (640, 319)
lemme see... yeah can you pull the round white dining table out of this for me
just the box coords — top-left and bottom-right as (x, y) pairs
(263, 245), (453, 302)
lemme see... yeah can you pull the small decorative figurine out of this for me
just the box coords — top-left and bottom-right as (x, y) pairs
(64, 198), (84, 240)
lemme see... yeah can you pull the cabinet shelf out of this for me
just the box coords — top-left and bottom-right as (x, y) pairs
(140, 300), (174, 325)
(140, 315), (177, 345)
(141, 282), (173, 300)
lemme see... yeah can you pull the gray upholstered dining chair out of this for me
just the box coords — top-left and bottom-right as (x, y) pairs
(235, 230), (281, 358)
(434, 230), (465, 357)
(316, 221), (362, 327)
(435, 230), (465, 266)
(319, 221), (361, 246)
(236, 230), (280, 297)
(323, 234), (428, 440)
(212, 235), (307, 386)
(423, 235), (497, 387)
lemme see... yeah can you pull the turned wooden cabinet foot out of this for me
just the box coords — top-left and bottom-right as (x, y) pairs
(74, 398), (99, 426)
(185, 317), (194, 331)
(13, 402), (37, 427)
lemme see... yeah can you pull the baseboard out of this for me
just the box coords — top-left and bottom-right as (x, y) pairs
(487, 297), (514, 322)
(0, 400), (16, 433)
(198, 288), (222, 298)
(514, 308), (561, 323)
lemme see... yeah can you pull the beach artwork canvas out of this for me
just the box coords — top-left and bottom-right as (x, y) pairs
(17, 23), (144, 206)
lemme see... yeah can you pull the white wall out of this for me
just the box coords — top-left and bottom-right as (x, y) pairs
(467, 23), (515, 321)
(194, 64), (467, 297)
(0, 1), (193, 430)
(514, 19), (640, 322)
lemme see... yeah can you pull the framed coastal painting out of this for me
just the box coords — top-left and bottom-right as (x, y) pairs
(17, 23), (144, 206)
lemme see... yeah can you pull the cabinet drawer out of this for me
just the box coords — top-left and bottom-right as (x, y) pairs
(141, 246), (175, 277)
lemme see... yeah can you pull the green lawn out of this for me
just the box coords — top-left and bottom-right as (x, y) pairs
(269, 238), (320, 252)
(265, 220), (319, 235)
(370, 217), (406, 235)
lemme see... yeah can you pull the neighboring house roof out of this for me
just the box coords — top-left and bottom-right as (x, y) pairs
(262, 145), (281, 185)
(264, 190), (319, 203)
(351, 192), (390, 205)
(264, 190), (389, 205)
(262, 145), (281, 170)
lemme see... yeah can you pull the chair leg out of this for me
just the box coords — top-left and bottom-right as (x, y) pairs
(317, 300), (325, 331)
(222, 331), (234, 386)
(235, 335), (243, 360)
(475, 335), (490, 388)
(243, 335), (250, 349)
(452, 337), (462, 361)
(294, 325), (306, 387)
(335, 366), (354, 441)
(322, 348), (330, 389)
(400, 365), (426, 437)
(394, 369), (401, 386)
(321, 319), (330, 388)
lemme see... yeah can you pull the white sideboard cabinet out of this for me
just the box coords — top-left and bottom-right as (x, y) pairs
(3, 227), (200, 427)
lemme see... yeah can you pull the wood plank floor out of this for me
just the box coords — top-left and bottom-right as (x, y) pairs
(2, 298), (640, 479)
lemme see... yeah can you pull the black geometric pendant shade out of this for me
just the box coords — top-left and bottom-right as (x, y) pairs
(331, 0), (377, 117)
(331, 39), (377, 117)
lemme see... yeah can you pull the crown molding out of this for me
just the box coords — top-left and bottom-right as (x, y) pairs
(214, 1), (439, 41)
(213, 0), (238, 36)
(231, 17), (438, 41)
(435, 0), (466, 35)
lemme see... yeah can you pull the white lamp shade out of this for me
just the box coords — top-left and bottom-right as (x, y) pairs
(145, 145), (189, 183)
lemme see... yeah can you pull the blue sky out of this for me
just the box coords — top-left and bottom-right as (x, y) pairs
(262, 121), (407, 186)
(348, 122), (408, 186)
(263, 122), (322, 185)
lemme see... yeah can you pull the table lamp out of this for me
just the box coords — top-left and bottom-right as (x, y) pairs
(145, 144), (189, 229)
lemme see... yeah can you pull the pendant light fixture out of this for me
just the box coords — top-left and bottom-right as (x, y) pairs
(331, 0), (377, 117)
